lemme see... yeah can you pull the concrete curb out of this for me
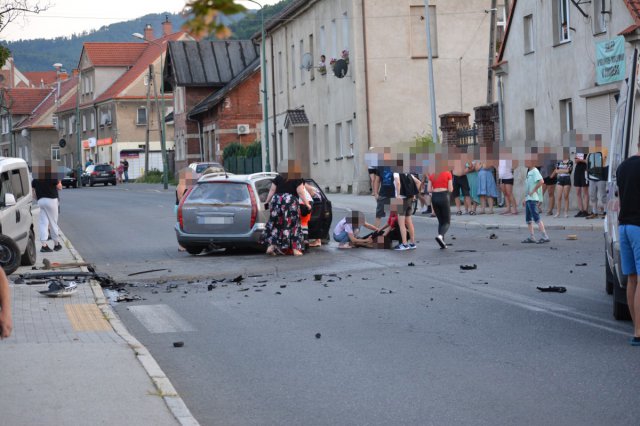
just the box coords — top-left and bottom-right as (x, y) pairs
(58, 228), (200, 426)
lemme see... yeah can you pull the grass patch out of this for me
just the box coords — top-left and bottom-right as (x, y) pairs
(135, 169), (176, 185)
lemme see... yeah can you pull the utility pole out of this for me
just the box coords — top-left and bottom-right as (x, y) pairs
(150, 63), (167, 184)
(486, 0), (497, 104)
(424, 0), (438, 143)
(75, 70), (82, 187)
(144, 65), (152, 175)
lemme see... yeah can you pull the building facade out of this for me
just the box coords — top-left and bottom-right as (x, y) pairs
(261, 0), (500, 193)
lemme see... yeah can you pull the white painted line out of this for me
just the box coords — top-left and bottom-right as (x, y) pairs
(129, 304), (195, 334)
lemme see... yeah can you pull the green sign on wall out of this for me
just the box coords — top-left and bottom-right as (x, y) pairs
(596, 36), (625, 85)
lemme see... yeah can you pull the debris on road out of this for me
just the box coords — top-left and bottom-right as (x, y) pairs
(314, 274), (323, 281)
(455, 249), (476, 253)
(127, 268), (169, 276)
(207, 284), (215, 291)
(536, 286), (567, 293)
(489, 233), (498, 239)
(39, 279), (78, 297)
(460, 264), (477, 270)
(231, 275), (244, 284)
(408, 262), (415, 266)
(575, 263), (587, 266)
(315, 333), (321, 339)
(173, 341), (184, 348)
(566, 235), (578, 240)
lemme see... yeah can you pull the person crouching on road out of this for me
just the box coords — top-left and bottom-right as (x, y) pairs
(333, 210), (377, 249)
(31, 160), (63, 253)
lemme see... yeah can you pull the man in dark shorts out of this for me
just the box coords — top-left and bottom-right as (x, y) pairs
(373, 163), (395, 228)
(616, 142), (640, 346)
(451, 153), (471, 215)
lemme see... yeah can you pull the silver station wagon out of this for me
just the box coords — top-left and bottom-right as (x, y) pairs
(175, 172), (332, 254)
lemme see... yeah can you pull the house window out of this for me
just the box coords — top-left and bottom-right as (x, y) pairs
(525, 109), (535, 141)
(278, 130), (283, 162)
(312, 124), (318, 163)
(60, 117), (65, 134)
(342, 12), (349, 53)
(560, 98), (573, 133)
(309, 34), (315, 80)
(291, 44), (296, 88)
(137, 107), (147, 125)
(554, 0), (571, 43)
(335, 122), (343, 159)
(174, 87), (184, 114)
(1, 116), (9, 134)
(90, 112), (95, 130)
(69, 116), (74, 135)
(319, 26), (326, 57)
(410, 5), (438, 58)
(593, 0), (607, 34)
(524, 15), (534, 54)
(324, 124), (329, 161)
(51, 146), (60, 161)
(52, 116), (58, 129)
(346, 119), (354, 156)
(496, 6), (507, 47)
(82, 114), (87, 132)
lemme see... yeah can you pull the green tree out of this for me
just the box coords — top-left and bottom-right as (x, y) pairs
(223, 142), (247, 160)
(183, 0), (247, 39)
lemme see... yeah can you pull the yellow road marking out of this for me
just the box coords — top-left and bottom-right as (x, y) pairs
(65, 304), (111, 332)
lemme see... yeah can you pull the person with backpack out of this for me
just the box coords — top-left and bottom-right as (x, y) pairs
(373, 153), (395, 228)
(392, 170), (421, 250)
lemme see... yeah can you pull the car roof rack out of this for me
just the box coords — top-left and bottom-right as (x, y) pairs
(199, 171), (233, 180)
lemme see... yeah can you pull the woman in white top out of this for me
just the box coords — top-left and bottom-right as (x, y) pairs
(498, 158), (518, 215)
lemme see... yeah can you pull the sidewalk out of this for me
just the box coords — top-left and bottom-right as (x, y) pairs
(1, 214), (198, 425)
(328, 193), (603, 231)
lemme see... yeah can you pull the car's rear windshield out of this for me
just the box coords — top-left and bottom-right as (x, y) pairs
(188, 182), (250, 205)
(95, 165), (112, 172)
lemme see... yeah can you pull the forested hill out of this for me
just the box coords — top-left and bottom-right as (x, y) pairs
(3, 0), (293, 73)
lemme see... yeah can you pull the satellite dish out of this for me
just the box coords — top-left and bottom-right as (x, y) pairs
(59, 138), (66, 148)
(301, 53), (313, 71)
(332, 59), (348, 78)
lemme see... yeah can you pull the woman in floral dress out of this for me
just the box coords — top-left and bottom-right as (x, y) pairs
(262, 169), (311, 256)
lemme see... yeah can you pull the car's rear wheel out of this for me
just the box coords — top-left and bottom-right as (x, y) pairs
(20, 229), (36, 266)
(183, 245), (205, 255)
(0, 234), (22, 275)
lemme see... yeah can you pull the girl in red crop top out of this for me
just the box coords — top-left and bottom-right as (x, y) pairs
(429, 171), (453, 190)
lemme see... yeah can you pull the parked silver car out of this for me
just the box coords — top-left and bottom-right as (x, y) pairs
(0, 157), (37, 274)
(175, 172), (332, 254)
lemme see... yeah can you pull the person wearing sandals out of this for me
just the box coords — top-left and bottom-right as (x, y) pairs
(498, 157), (517, 215)
(539, 154), (558, 216)
(555, 154), (573, 218)
(261, 162), (311, 257)
(521, 155), (550, 244)
(428, 161), (453, 249)
(477, 159), (499, 214)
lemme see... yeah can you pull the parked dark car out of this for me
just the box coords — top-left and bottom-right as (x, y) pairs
(61, 167), (79, 188)
(175, 172), (332, 254)
(83, 164), (116, 186)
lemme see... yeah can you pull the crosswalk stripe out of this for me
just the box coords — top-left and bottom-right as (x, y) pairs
(128, 304), (195, 334)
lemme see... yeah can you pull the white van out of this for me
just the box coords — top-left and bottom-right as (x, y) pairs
(0, 156), (36, 274)
(604, 49), (640, 320)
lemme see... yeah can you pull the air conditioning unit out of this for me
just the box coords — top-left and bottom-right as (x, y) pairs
(237, 124), (250, 135)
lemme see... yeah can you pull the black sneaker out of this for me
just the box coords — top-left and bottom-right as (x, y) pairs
(435, 236), (447, 249)
(40, 245), (52, 253)
(53, 243), (62, 251)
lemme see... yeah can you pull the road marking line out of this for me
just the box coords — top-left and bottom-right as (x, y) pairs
(65, 304), (112, 332)
(128, 304), (195, 334)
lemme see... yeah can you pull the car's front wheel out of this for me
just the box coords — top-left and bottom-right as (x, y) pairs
(0, 234), (22, 275)
(20, 229), (36, 266)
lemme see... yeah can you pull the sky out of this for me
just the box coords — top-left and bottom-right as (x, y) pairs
(0, 0), (280, 41)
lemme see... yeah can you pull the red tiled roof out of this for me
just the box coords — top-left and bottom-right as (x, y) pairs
(2, 88), (53, 115)
(17, 76), (78, 129)
(81, 42), (148, 67)
(94, 31), (188, 104)
(24, 71), (58, 87)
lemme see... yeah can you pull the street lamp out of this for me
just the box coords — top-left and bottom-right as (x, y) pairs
(242, 0), (271, 172)
(133, 32), (169, 189)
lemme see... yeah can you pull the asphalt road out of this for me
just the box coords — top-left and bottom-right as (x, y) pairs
(59, 183), (639, 425)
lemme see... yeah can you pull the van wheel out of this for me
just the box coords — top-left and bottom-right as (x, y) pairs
(0, 234), (21, 275)
(20, 229), (36, 266)
(605, 254), (614, 295)
(613, 279), (632, 321)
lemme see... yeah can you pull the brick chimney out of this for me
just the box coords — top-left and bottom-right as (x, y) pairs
(162, 15), (172, 36)
(144, 23), (154, 41)
(72, 69), (79, 77)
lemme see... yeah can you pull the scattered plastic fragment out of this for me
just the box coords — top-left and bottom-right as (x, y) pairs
(460, 264), (477, 270)
(489, 233), (498, 239)
(315, 333), (321, 339)
(537, 286), (567, 293)
(173, 341), (184, 348)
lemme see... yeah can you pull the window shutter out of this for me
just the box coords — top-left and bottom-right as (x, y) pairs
(586, 94), (611, 145)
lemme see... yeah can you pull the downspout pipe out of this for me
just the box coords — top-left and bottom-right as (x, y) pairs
(270, 34), (278, 170)
(361, 0), (371, 149)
